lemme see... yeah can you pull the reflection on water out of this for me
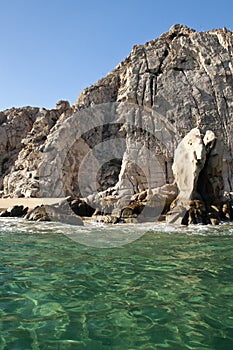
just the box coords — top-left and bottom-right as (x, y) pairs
(0, 218), (233, 349)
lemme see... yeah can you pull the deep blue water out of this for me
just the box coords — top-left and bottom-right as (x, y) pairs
(0, 218), (233, 349)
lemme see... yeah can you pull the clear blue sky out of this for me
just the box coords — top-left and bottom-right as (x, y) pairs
(0, 0), (232, 111)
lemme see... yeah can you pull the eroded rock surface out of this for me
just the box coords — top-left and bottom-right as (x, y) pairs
(1, 101), (73, 197)
(166, 128), (226, 225)
(75, 24), (233, 193)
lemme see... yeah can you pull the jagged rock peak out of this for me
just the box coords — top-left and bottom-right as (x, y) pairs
(55, 100), (71, 112)
(160, 23), (196, 39)
(75, 24), (233, 109)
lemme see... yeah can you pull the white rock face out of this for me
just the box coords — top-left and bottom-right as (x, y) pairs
(172, 128), (206, 202)
(167, 128), (224, 224)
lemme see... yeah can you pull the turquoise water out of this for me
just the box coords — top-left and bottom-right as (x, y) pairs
(0, 219), (233, 349)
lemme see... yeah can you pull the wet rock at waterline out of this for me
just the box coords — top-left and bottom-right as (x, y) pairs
(25, 202), (84, 226)
(24, 205), (50, 222)
(0, 205), (28, 218)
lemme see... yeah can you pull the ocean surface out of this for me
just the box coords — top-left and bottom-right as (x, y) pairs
(0, 218), (233, 350)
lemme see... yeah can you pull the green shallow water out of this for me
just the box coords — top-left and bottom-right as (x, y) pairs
(0, 219), (233, 349)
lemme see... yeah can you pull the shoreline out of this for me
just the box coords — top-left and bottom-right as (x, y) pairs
(0, 198), (66, 211)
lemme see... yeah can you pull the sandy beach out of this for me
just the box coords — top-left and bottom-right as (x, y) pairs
(0, 198), (66, 211)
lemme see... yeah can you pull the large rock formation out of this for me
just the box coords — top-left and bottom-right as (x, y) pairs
(1, 101), (73, 197)
(0, 24), (233, 224)
(0, 107), (38, 195)
(74, 24), (233, 193)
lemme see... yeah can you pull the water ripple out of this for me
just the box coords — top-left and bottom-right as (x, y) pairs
(0, 219), (233, 349)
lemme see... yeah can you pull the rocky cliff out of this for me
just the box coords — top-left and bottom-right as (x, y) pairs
(0, 24), (233, 223)
(75, 24), (233, 192)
